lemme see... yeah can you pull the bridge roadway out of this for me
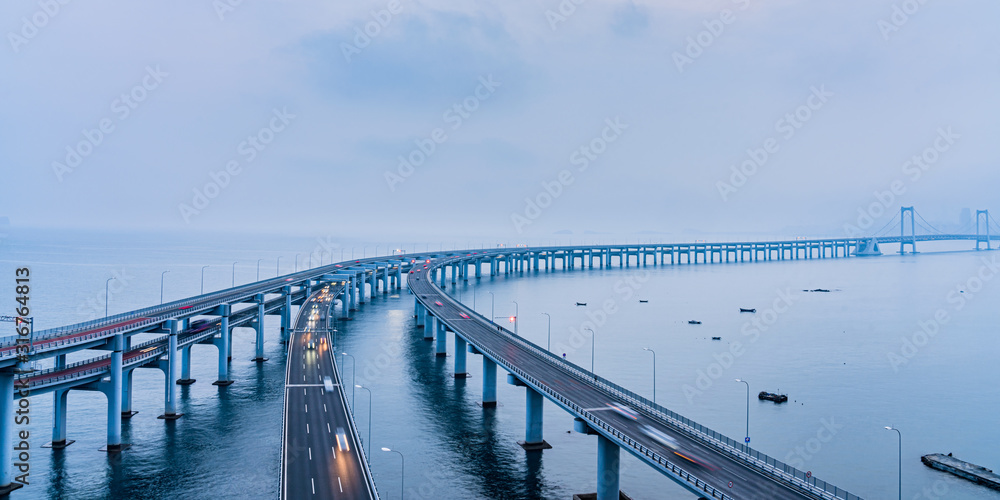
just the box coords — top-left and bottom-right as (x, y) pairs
(281, 283), (377, 499)
(410, 263), (846, 500)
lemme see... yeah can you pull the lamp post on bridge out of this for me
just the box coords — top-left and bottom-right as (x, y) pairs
(341, 352), (355, 408)
(105, 277), (115, 318)
(584, 327), (595, 375)
(541, 312), (551, 351)
(375, 245), (379, 258)
(356, 384), (372, 459)
(643, 347), (656, 404)
(488, 292), (495, 324)
(381, 447), (404, 500)
(276, 257), (282, 276)
(200, 265), (210, 295)
(256, 259), (263, 281)
(231, 261), (238, 287)
(511, 300), (518, 335)
(295, 253), (301, 272)
(160, 271), (170, 305)
(884, 426), (901, 500)
(735, 378), (750, 446)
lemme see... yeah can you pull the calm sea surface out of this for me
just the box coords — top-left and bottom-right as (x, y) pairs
(1, 229), (998, 499)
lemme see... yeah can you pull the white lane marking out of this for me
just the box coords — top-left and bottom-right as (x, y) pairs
(332, 446), (336, 459)
(306, 423), (310, 434)
(286, 384), (323, 387)
(303, 375), (305, 381)
(305, 404), (308, 413)
(311, 478), (315, 495)
(324, 404), (327, 412)
(722, 466), (751, 482)
(338, 477), (343, 492)
(309, 447), (312, 460)
(321, 388), (325, 395)
(304, 388), (307, 396)
(327, 423), (331, 433)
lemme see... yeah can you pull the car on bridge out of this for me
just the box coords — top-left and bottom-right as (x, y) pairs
(608, 404), (639, 421)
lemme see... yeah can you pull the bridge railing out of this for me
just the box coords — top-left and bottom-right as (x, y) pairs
(429, 263), (862, 500)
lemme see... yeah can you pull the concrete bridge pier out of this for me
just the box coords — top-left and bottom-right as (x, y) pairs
(454, 335), (468, 377)
(451, 264), (458, 284)
(252, 293), (267, 362)
(177, 345), (195, 385)
(158, 320), (183, 420)
(415, 300), (425, 327)
(280, 287), (292, 343)
(47, 388), (72, 448)
(0, 369), (18, 496)
(475, 260), (482, 279)
(481, 357), (497, 408)
(424, 312), (435, 340)
(597, 435), (621, 500)
(505, 376), (551, 451)
(122, 366), (138, 418)
(213, 306), (234, 386)
(439, 267), (447, 287)
(100, 333), (127, 451)
(436, 319), (448, 357)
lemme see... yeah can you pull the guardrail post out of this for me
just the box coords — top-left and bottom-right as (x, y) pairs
(177, 345), (195, 385)
(454, 334), (468, 378)
(434, 319), (448, 356)
(0, 368), (20, 495)
(597, 435), (621, 500)
(213, 305), (233, 386)
(481, 358), (497, 408)
(158, 319), (183, 420)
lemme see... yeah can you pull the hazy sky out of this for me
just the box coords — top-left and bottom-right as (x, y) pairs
(2, 1), (997, 241)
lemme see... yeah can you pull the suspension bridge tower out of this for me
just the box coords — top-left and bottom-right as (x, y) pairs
(900, 206), (917, 254)
(976, 209), (991, 250)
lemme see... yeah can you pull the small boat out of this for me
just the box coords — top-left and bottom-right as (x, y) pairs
(639, 300), (648, 303)
(739, 308), (756, 313)
(688, 320), (702, 325)
(575, 302), (587, 306)
(711, 336), (721, 340)
(758, 391), (788, 403)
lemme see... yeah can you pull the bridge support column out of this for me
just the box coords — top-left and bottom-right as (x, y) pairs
(122, 367), (137, 418)
(0, 369), (21, 495)
(177, 345), (195, 385)
(47, 388), (73, 448)
(436, 320), (447, 357)
(159, 320), (183, 420)
(481, 358), (497, 408)
(415, 300), (425, 327)
(280, 287), (292, 343)
(520, 387), (550, 450)
(252, 293), (268, 362)
(421, 312), (433, 340)
(454, 335), (468, 377)
(597, 435), (621, 500)
(213, 307), (234, 386)
(101, 333), (126, 451)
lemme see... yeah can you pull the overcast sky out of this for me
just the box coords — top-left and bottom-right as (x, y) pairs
(2, 0), (997, 241)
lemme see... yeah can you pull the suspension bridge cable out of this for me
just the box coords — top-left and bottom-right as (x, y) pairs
(913, 210), (947, 235)
(870, 211), (901, 237)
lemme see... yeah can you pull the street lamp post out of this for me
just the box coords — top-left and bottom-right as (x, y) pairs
(541, 312), (551, 351)
(488, 292), (494, 323)
(356, 385), (372, 459)
(276, 257), (281, 276)
(584, 327), (595, 374)
(381, 447), (404, 500)
(375, 245), (379, 257)
(341, 352), (355, 408)
(160, 271), (170, 304)
(295, 253), (301, 272)
(105, 277), (115, 317)
(643, 347), (656, 404)
(512, 301), (518, 335)
(885, 426), (901, 500)
(256, 259), (263, 281)
(736, 379), (750, 446)
(201, 265), (210, 294)
(232, 261), (238, 287)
